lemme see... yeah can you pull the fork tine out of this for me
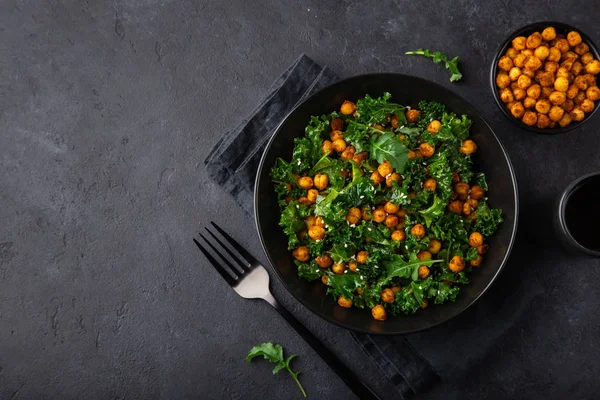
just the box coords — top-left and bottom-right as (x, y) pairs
(205, 227), (250, 273)
(193, 238), (237, 286)
(198, 232), (242, 279)
(210, 221), (259, 265)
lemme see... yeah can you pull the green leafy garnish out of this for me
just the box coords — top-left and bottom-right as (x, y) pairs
(406, 48), (463, 82)
(369, 132), (409, 172)
(247, 343), (307, 398)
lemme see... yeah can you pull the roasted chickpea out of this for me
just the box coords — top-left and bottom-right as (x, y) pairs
(517, 74), (532, 89)
(307, 189), (319, 203)
(510, 101), (525, 118)
(587, 86), (600, 101)
(379, 288), (395, 304)
(460, 139), (477, 155)
(508, 67), (522, 82)
(297, 176), (313, 189)
(556, 67), (570, 79)
(406, 109), (420, 123)
(427, 120), (442, 134)
(428, 239), (442, 254)
(371, 304), (387, 321)
(293, 246), (310, 262)
(358, 207), (371, 222)
(337, 296), (352, 308)
(377, 162), (393, 177)
(308, 226), (326, 241)
(570, 107), (585, 121)
(547, 47), (562, 62)
(469, 232), (484, 247)
(572, 61), (584, 76)
(448, 200), (464, 215)
(536, 71), (555, 87)
(567, 31), (583, 47)
(536, 113), (551, 129)
(340, 145), (356, 161)
(580, 99), (595, 113)
(549, 91), (567, 105)
(321, 140), (333, 155)
(370, 170), (385, 185)
(423, 178), (437, 191)
(454, 182), (469, 197)
(386, 172), (401, 187)
(411, 224), (425, 238)
(332, 262), (346, 275)
(506, 47), (519, 58)
(513, 88), (526, 101)
(523, 97), (537, 109)
(391, 230), (405, 242)
(407, 150), (417, 159)
(544, 61), (559, 73)
(384, 215), (398, 229)
(332, 138), (347, 153)
(534, 46), (550, 60)
(351, 151), (368, 165)
(449, 255), (465, 272)
(522, 111), (538, 126)
(512, 36), (527, 50)
(523, 67), (536, 79)
(314, 173), (328, 190)
(396, 208), (408, 218)
(524, 56), (542, 71)
(581, 52), (594, 65)
(574, 75), (590, 90)
(419, 142), (435, 158)
(566, 85), (579, 100)
(535, 99), (552, 114)
(558, 113), (572, 127)
(563, 51), (578, 63)
(314, 216), (325, 228)
(356, 251), (369, 264)
(542, 27), (557, 41)
(498, 56), (514, 71)
(330, 117), (344, 131)
(513, 53), (527, 68)
(586, 60), (600, 75)
(298, 229), (308, 239)
(384, 114), (398, 129)
(574, 91), (586, 105)
(417, 250), (432, 261)
(470, 255), (483, 267)
(574, 42), (590, 55)
(330, 130), (344, 141)
(348, 261), (358, 272)
(526, 32), (542, 48)
(321, 275), (328, 285)
(346, 207), (361, 225)
(372, 207), (386, 223)
(381, 202), (398, 215)
(316, 255), (333, 268)
(418, 265), (430, 279)
(562, 99), (575, 112)
(340, 100), (356, 115)
(373, 123), (384, 130)
(555, 38), (570, 53)
(468, 185), (484, 200)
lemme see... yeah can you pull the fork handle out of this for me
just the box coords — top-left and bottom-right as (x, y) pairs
(263, 293), (380, 400)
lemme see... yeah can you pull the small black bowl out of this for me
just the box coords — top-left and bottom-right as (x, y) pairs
(555, 171), (600, 257)
(490, 21), (600, 134)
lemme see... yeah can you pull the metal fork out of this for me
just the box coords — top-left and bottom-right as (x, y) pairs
(194, 221), (380, 400)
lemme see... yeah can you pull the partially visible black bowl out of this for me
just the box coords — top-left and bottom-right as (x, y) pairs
(490, 21), (600, 134)
(254, 73), (519, 334)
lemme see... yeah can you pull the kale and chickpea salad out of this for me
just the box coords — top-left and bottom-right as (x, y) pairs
(270, 93), (503, 320)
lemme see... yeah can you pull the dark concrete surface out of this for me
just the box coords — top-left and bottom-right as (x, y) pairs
(1, 1), (600, 399)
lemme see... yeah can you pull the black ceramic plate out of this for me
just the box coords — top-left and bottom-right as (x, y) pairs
(490, 21), (600, 134)
(254, 74), (519, 334)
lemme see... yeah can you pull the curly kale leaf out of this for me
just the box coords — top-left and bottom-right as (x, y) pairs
(295, 260), (322, 281)
(472, 172), (488, 190)
(429, 212), (469, 243)
(473, 201), (503, 236)
(355, 92), (407, 125)
(428, 153), (453, 201)
(416, 101), (446, 130)
(279, 201), (311, 249)
(420, 195), (446, 228)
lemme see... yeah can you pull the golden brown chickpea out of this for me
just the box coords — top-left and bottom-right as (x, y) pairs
(586, 60), (600, 75)
(526, 84), (541, 99)
(427, 120), (442, 134)
(522, 111), (538, 126)
(360, 207), (372, 222)
(407, 150), (417, 159)
(305, 215), (316, 229)
(448, 200), (464, 215)
(391, 286), (402, 294)
(411, 224), (425, 238)
(316, 255), (333, 268)
(417, 250), (432, 261)
(377, 162), (393, 177)
(396, 208), (408, 218)
(330, 117), (344, 131)
(449, 255), (465, 273)
(498, 56), (514, 71)
(555, 39), (570, 53)
(567, 31), (583, 47)
(536, 113), (551, 129)
(580, 99), (595, 113)
(418, 265), (430, 279)
(574, 75), (590, 90)
(535, 99), (552, 114)
(536, 71), (555, 87)
(321, 275), (328, 285)
(391, 229), (406, 241)
(574, 42), (590, 55)
(321, 140), (333, 155)
(332, 262), (346, 275)
(562, 99), (575, 112)
(420, 298), (429, 309)
(581, 52), (594, 65)
(340, 145), (356, 161)
(371, 304), (387, 321)
(423, 178), (437, 191)
(527, 32), (543, 48)
(340, 100), (356, 115)
(513, 88), (526, 101)
(506, 47), (520, 59)
(563, 51), (578, 63)
(556, 67), (570, 79)
(549, 91), (567, 105)
(470, 255), (483, 267)
(452, 172), (460, 184)
(517, 74), (532, 89)
(572, 61), (584, 76)
(548, 106), (565, 122)
(307, 189), (319, 203)
(373, 123), (384, 130)
(314, 173), (328, 190)
(370, 170), (384, 185)
(384, 215), (399, 229)
(513, 53), (527, 68)
(574, 91), (586, 105)
(348, 261), (358, 272)
(558, 113), (572, 127)
(524, 56), (542, 71)
(332, 138), (347, 153)
(372, 208), (386, 223)
(544, 61), (559, 73)
(469, 232), (484, 247)
(570, 107), (585, 121)
(429, 239), (442, 254)
(523, 97), (537, 109)
(297, 176), (314, 189)
(356, 251), (369, 264)
(566, 85), (579, 100)
(386, 172), (401, 187)
(330, 130), (344, 141)
(561, 59), (575, 72)
(381, 288), (395, 303)
(523, 68), (536, 79)
(547, 47), (562, 62)
(476, 244), (489, 255)
(419, 142), (435, 158)
(534, 46), (550, 60)
(508, 67), (522, 82)
(315, 216), (325, 228)
(352, 151), (368, 165)
(293, 246), (310, 262)
(337, 296), (353, 308)
(346, 207), (361, 225)
(460, 139), (477, 155)
(469, 185), (485, 200)
(383, 201), (400, 214)
(308, 226), (326, 241)
(522, 49), (534, 57)
(453, 183), (468, 198)
(510, 101), (525, 118)
(587, 86), (600, 101)
(406, 109), (420, 123)
(512, 36), (527, 50)
(542, 27), (557, 41)
(389, 114), (400, 129)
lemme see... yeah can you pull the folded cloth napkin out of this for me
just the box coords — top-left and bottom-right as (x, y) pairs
(205, 54), (543, 398)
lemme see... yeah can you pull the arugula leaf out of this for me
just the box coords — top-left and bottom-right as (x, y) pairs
(420, 196), (446, 227)
(247, 343), (307, 398)
(380, 253), (443, 285)
(473, 201), (503, 236)
(369, 132), (409, 172)
(406, 48), (463, 82)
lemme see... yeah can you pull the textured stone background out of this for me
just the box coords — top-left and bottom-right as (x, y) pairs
(1, 0), (600, 399)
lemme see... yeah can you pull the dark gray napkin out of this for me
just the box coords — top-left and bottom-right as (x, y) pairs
(204, 54), (543, 398)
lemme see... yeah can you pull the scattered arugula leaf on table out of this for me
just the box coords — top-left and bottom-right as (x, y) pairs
(247, 343), (307, 398)
(405, 48), (463, 82)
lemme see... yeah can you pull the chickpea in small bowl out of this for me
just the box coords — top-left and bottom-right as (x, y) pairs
(491, 22), (600, 133)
